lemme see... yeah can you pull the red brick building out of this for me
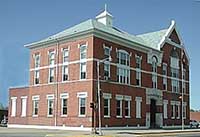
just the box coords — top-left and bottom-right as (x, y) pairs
(8, 9), (190, 130)
(190, 112), (200, 122)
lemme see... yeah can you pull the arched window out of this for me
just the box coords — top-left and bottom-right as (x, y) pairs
(152, 56), (157, 89)
(117, 50), (130, 66)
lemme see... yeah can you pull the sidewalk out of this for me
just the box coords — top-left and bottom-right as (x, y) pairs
(46, 128), (200, 137)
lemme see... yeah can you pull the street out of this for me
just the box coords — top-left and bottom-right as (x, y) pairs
(1, 127), (200, 137)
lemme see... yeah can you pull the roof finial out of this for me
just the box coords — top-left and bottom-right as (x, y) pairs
(105, 4), (107, 12)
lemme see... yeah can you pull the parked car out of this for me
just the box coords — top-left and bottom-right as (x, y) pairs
(190, 120), (199, 128)
(0, 116), (8, 127)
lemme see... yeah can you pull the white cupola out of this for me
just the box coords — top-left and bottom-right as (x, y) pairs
(96, 4), (113, 27)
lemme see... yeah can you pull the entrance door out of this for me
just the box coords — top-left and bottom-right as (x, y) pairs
(150, 99), (156, 128)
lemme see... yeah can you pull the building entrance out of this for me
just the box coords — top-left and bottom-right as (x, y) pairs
(150, 99), (156, 128)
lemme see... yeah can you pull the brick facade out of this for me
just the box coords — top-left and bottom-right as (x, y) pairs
(8, 10), (190, 130)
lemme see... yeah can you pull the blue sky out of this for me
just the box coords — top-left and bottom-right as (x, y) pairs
(0, 0), (199, 109)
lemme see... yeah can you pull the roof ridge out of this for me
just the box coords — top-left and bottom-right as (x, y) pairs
(136, 28), (168, 36)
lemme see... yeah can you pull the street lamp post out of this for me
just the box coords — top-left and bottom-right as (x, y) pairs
(97, 56), (112, 136)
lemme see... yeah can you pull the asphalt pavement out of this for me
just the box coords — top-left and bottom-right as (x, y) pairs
(1, 127), (200, 137)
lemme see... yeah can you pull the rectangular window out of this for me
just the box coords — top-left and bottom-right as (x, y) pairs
(125, 100), (131, 118)
(104, 46), (110, 58)
(104, 62), (110, 79)
(62, 98), (67, 116)
(117, 67), (130, 84)
(163, 100), (168, 119)
(136, 70), (141, 86)
(63, 49), (69, 63)
(34, 70), (40, 85)
(60, 93), (69, 116)
(104, 98), (110, 117)
(171, 68), (179, 78)
(172, 79), (179, 93)
(32, 95), (39, 116)
(47, 99), (54, 116)
(117, 51), (130, 66)
(176, 104), (180, 119)
(49, 68), (54, 83)
(79, 98), (86, 116)
(11, 97), (17, 117)
(77, 92), (87, 117)
(62, 65), (68, 81)
(103, 93), (111, 118)
(33, 100), (39, 116)
(136, 56), (141, 69)
(116, 100), (122, 117)
(135, 97), (142, 118)
(171, 103), (175, 119)
(21, 97), (27, 117)
(152, 74), (157, 89)
(49, 51), (55, 66)
(162, 63), (167, 75)
(34, 54), (40, 68)
(80, 45), (87, 60)
(80, 62), (86, 79)
(163, 77), (167, 90)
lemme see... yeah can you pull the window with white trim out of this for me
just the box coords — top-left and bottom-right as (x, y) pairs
(116, 100), (122, 117)
(32, 96), (39, 116)
(135, 97), (142, 118)
(80, 62), (86, 79)
(163, 100), (168, 119)
(163, 63), (167, 90)
(103, 93), (111, 117)
(104, 62), (110, 79)
(117, 67), (130, 84)
(11, 97), (17, 117)
(47, 95), (54, 117)
(163, 77), (167, 90)
(34, 70), (40, 85)
(116, 95), (123, 118)
(21, 97), (27, 117)
(116, 50), (130, 84)
(104, 46), (111, 58)
(136, 55), (141, 69)
(152, 57), (157, 89)
(34, 54), (40, 68)
(117, 50), (130, 66)
(171, 101), (175, 119)
(170, 50), (179, 93)
(63, 49), (69, 63)
(49, 51), (55, 66)
(80, 44), (87, 60)
(62, 65), (68, 81)
(49, 67), (54, 83)
(176, 102), (180, 119)
(77, 92), (87, 117)
(124, 96), (131, 118)
(60, 93), (69, 116)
